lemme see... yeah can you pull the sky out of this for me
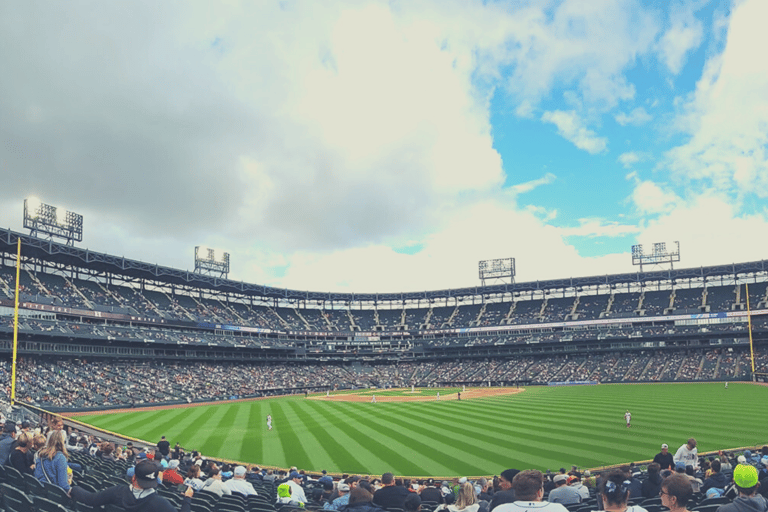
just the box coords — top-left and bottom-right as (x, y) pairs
(1, 0), (767, 294)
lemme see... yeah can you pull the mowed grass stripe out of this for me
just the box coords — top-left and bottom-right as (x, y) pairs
(269, 401), (312, 470)
(284, 401), (361, 473)
(312, 401), (436, 475)
(226, 401), (255, 461)
(243, 402), (264, 463)
(360, 402), (511, 475)
(301, 400), (394, 474)
(197, 404), (241, 457)
(333, 401), (480, 476)
(418, 398), (641, 465)
(399, 401), (619, 470)
(179, 404), (237, 453)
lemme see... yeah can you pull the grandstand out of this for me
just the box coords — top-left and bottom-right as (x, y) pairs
(2, 226), (768, 511)
(1, 226), (768, 411)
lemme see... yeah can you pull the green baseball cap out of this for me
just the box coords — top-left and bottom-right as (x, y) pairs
(733, 464), (758, 488)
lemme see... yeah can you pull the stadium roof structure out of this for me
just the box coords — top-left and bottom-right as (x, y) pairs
(1, 227), (768, 304)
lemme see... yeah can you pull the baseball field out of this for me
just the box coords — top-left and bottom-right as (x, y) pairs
(73, 382), (768, 478)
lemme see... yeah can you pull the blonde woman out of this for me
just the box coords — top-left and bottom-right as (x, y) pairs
(34, 430), (71, 493)
(9, 432), (34, 474)
(443, 482), (480, 512)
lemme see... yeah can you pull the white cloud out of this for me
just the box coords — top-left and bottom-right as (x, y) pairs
(636, 193), (768, 267)
(631, 180), (680, 215)
(541, 110), (608, 154)
(615, 107), (652, 126)
(497, 0), (659, 111)
(506, 173), (557, 196)
(658, 6), (704, 75)
(618, 151), (643, 168)
(665, 0), (768, 197)
(559, 218), (639, 238)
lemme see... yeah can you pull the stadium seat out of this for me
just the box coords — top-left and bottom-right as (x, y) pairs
(33, 496), (71, 512)
(693, 504), (725, 512)
(22, 472), (45, 497)
(42, 482), (73, 507)
(1, 483), (35, 512)
(3, 465), (26, 490)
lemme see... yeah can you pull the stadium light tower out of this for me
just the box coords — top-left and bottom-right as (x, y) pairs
(631, 241), (680, 272)
(479, 257), (515, 286)
(23, 196), (84, 246)
(194, 246), (230, 278)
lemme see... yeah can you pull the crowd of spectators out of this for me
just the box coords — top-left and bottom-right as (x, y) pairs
(0, 347), (763, 410)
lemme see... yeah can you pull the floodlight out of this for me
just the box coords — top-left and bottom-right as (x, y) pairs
(631, 241), (680, 272)
(23, 197), (83, 245)
(194, 245), (230, 278)
(479, 257), (516, 286)
(27, 196), (40, 213)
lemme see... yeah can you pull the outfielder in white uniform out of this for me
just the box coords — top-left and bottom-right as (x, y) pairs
(624, 410), (631, 428)
(267, 414), (273, 431)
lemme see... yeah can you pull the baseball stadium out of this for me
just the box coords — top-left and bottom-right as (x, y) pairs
(2, 226), (768, 484)
(3, 1), (768, 510)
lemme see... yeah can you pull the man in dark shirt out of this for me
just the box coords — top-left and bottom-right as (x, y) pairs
(654, 443), (675, 471)
(373, 472), (411, 510)
(420, 479), (444, 504)
(157, 436), (171, 458)
(490, 469), (519, 511)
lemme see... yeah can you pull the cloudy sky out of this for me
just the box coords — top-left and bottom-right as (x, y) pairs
(1, 0), (767, 293)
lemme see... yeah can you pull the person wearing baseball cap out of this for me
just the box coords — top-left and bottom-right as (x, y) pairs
(287, 470), (308, 504)
(71, 458), (193, 511)
(548, 473), (582, 505)
(654, 443), (674, 471)
(226, 466), (258, 496)
(716, 464), (767, 512)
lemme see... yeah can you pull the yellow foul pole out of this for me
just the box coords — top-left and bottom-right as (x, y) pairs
(11, 238), (21, 404)
(746, 282), (755, 375)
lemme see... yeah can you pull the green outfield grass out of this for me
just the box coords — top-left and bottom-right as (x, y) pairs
(77, 382), (768, 477)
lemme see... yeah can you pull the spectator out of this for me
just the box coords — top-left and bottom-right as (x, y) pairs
(674, 439), (699, 470)
(494, 470), (567, 512)
(490, 469), (519, 511)
(162, 459), (184, 486)
(406, 493), (423, 512)
(184, 465), (204, 491)
(568, 476), (590, 501)
(659, 473), (694, 512)
(9, 431), (34, 475)
(548, 474), (582, 505)
(441, 481), (480, 512)
(225, 466), (258, 496)
(71, 459), (193, 511)
(421, 478), (445, 504)
(703, 460), (729, 494)
(286, 470), (308, 504)
(598, 469), (648, 512)
(347, 486), (387, 512)
(34, 430), (71, 493)
(717, 465), (768, 512)
(622, 465), (643, 500)
(157, 436), (171, 457)
(277, 482), (305, 508)
(325, 483), (351, 511)
(373, 472), (411, 510)
(0, 421), (16, 465)
(200, 467), (232, 497)
(654, 444), (675, 471)
(641, 464), (663, 499)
